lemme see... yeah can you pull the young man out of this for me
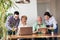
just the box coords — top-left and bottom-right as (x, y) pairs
(5, 11), (20, 35)
(33, 16), (47, 40)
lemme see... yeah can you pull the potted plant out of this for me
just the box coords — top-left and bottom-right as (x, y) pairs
(0, 0), (12, 39)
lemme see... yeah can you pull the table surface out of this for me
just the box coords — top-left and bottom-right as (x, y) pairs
(8, 34), (60, 39)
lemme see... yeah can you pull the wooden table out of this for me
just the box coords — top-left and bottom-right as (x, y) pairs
(8, 34), (60, 39)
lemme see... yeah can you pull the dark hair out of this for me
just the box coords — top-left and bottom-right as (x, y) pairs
(44, 12), (52, 18)
(21, 15), (27, 20)
(14, 11), (19, 15)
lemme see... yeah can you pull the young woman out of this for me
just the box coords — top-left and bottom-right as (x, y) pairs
(44, 12), (58, 40)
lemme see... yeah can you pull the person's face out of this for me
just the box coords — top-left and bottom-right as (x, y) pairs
(21, 18), (27, 23)
(14, 14), (19, 20)
(37, 17), (42, 23)
(44, 15), (49, 20)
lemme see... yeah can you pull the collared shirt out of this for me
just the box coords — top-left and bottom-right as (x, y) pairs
(33, 22), (46, 32)
(5, 15), (20, 30)
(45, 16), (57, 29)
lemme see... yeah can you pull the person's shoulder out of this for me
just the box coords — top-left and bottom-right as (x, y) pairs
(7, 15), (13, 19)
(50, 16), (55, 19)
(6, 15), (13, 21)
(42, 23), (46, 28)
(51, 16), (56, 20)
(33, 22), (38, 25)
(42, 22), (46, 25)
(32, 22), (38, 27)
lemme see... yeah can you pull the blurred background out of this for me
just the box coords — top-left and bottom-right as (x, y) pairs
(0, 0), (60, 40)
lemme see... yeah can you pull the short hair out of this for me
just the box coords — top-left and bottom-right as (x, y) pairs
(21, 15), (27, 20)
(14, 11), (19, 15)
(44, 12), (52, 18)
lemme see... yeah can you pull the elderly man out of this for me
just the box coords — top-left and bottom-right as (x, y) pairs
(33, 16), (47, 40)
(5, 11), (20, 35)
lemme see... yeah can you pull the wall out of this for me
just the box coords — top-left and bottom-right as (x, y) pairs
(37, 0), (56, 17)
(7, 0), (37, 26)
(56, 0), (60, 33)
(37, 3), (50, 19)
(48, 0), (60, 34)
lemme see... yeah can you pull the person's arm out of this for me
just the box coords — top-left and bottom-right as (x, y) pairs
(5, 16), (12, 30)
(17, 24), (20, 35)
(52, 18), (57, 29)
(33, 22), (38, 33)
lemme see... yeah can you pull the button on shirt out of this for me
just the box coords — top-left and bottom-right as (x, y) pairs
(45, 16), (57, 29)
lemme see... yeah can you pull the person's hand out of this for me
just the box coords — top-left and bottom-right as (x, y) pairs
(14, 28), (17, 31)
(48, 27), (54, 30)
(33, 31), (38, 33)
(12, 28), (17, 31)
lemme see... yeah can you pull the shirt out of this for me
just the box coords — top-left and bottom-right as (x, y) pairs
(45, 16), (57, 29)
(17, 22), (29, 35)
(5, 15), (20, 30)
(33, 22), (46, 32)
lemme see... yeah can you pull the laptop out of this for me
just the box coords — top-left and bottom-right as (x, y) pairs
(19, 27), (32, 35)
